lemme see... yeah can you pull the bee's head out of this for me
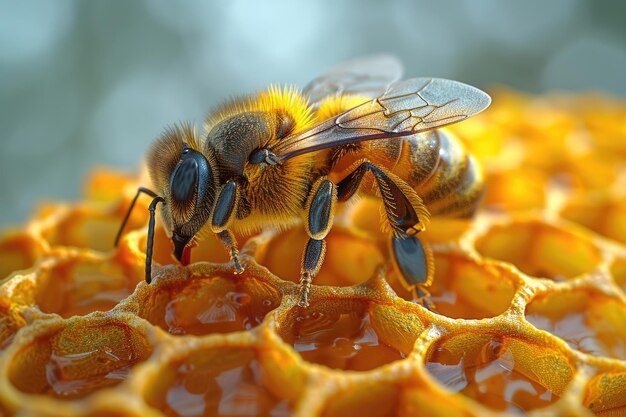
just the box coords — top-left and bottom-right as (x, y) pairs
(147, 125), (217, 263)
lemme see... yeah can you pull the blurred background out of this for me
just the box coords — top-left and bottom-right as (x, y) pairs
(1, 0), (625, 228)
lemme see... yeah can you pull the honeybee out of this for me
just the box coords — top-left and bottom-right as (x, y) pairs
(116, 55), (490, 308)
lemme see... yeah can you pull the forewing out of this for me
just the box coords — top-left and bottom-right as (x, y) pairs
(303, 54), (403, 106)
(273, 78), (491, 161)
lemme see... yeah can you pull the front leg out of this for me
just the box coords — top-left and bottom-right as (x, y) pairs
(217, 229), (243, 273)
(211, 180), (244, 273)
(298, 178), (336, 307)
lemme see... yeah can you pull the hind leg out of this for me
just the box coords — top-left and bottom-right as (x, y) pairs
(391, 235), (435, 309)
(336, 159), (435, 308)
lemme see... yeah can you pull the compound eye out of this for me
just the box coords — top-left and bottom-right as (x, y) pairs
(170, 158), (198, 204)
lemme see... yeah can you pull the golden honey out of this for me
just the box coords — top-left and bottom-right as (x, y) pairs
(1, 90), (626, 416)
(146, 347), (292, 417)
(279, 300), (407, 371)
(425, 334), (568, 414)
(9, 318), (152, 400)
(134, 276), (281, 336)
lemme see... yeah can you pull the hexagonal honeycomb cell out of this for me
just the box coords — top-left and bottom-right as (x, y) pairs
(2, 89), (626, 416)
(275, 297), (421, 371)
(425, 332), (574, 414)
(525, 288), (626, 360)
(8, 317), (152, 400)
(475, 218), (603, 281)
(133, 273), (281, 336)
(417, 251), (519, 320)
(144, 346), (293, 417)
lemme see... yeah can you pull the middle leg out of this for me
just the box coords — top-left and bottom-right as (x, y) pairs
(298, 177), (336, 307)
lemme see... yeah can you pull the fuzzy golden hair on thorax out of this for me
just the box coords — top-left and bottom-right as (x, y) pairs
(314, 94), (372, 122)
(201, 86), (320, 235)
(204, 85), (315, 144)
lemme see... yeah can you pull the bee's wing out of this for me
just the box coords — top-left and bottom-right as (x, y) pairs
(303, 54), (403, 106)
(273, 78), (491, 161)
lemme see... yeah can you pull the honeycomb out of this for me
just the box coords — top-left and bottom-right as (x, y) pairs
(1, 89), (626, 417)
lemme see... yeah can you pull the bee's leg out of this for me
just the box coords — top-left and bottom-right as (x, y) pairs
(393, 233), (436, 309)
(217, 229), (244, 274)
(298, 178), (336, 307)
(337, 160), (435, 309)
(211, 180), (244, 273)
(415, 285), (436, 311)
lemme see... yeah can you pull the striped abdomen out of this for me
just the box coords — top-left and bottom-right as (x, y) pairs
(395, 130), (484, 218)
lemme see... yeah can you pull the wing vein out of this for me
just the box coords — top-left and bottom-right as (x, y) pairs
(275, 76), (490, 161)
